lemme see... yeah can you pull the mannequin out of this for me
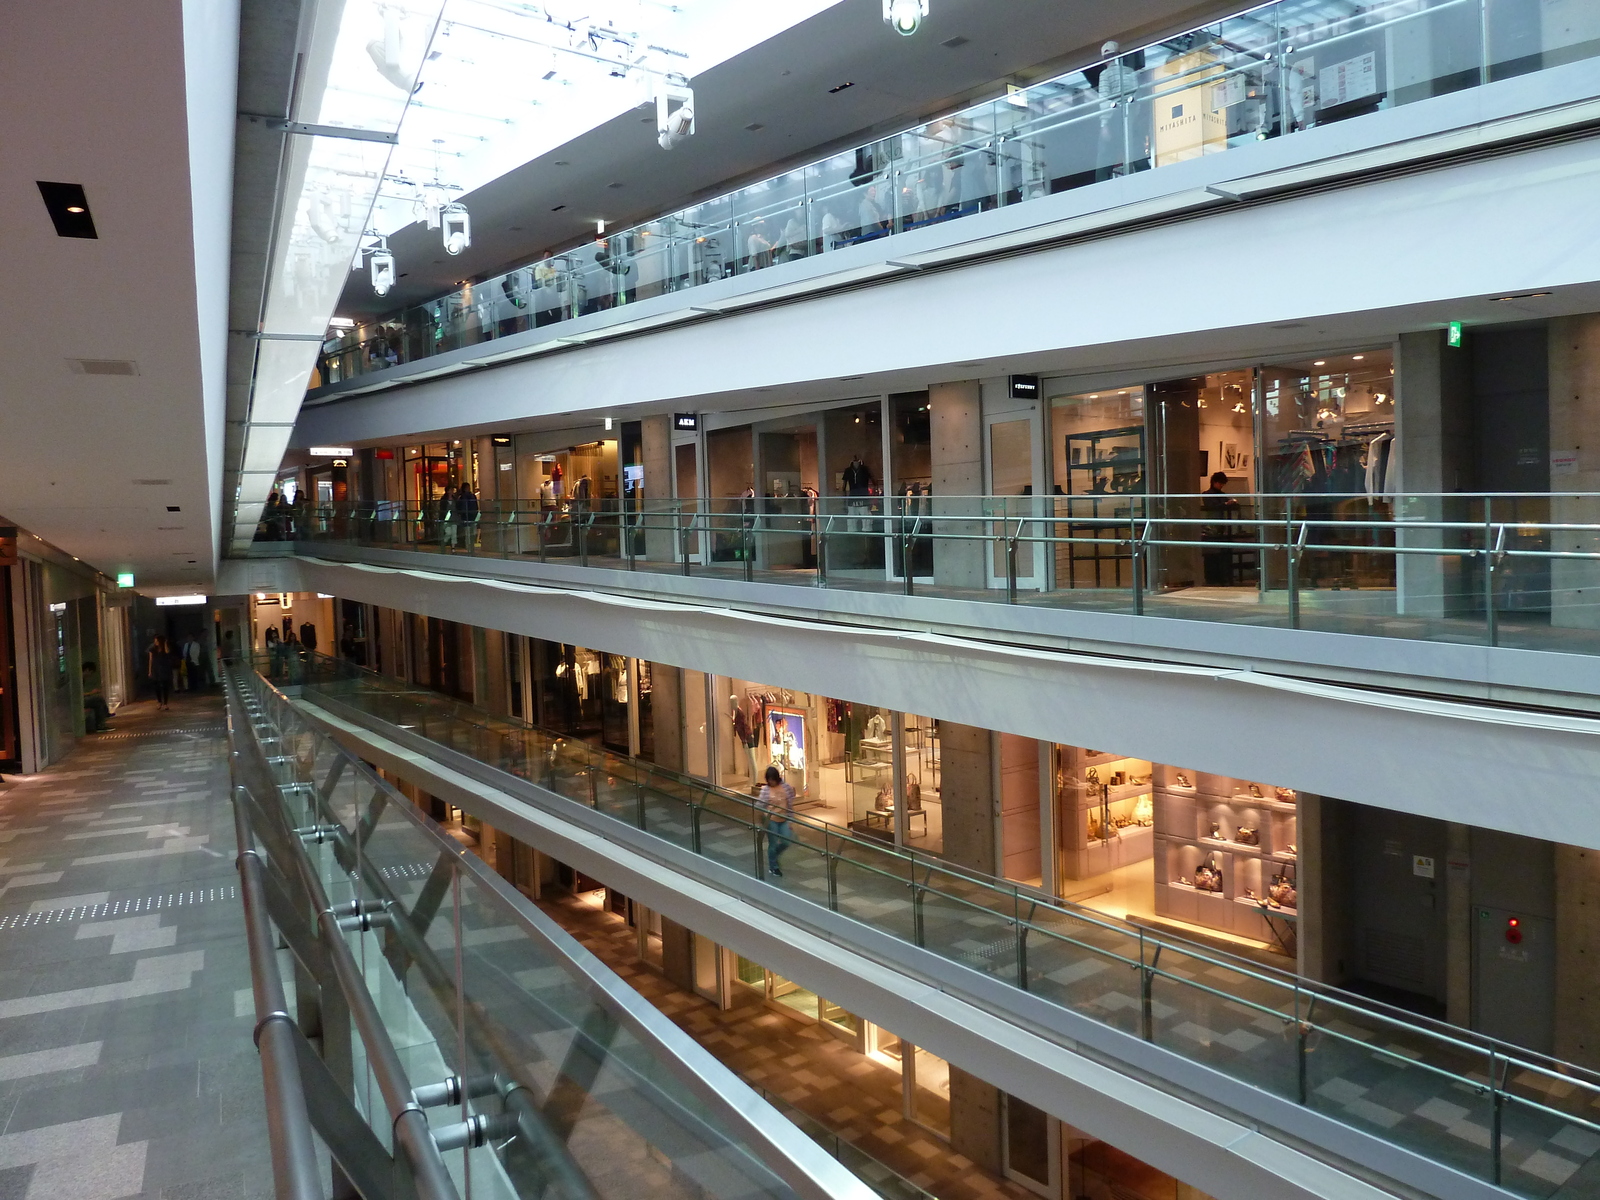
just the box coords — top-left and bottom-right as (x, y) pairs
(862, 711), (889, 745)
(731, 695), (759, 781)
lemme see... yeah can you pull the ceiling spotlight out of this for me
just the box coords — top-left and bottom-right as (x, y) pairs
(883, 0), (929, 35)
(442, 202), (471, 255)
(370, 238), (396, 297)
(1313, 360), (1327, 366)
(1352, 354), (1365, 361)
(656, 77), (695, 149)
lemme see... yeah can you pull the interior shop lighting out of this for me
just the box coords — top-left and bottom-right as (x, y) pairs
(883, 0), (928, 35)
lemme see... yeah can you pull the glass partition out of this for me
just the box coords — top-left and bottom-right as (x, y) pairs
(313, 0), (1600, 388)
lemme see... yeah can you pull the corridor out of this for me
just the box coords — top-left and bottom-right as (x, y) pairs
(0, 693), (270, 1199)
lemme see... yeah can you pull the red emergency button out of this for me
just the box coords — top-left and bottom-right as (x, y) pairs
(1506, 917), (1523, 944)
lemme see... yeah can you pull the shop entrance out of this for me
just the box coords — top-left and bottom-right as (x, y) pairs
(755, 421), (819, 572)
(984, 402), (1043, 590)
(1002, 1094), (1059, 1198)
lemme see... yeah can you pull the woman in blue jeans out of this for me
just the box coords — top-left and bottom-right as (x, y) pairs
(758, 765), (796, 876)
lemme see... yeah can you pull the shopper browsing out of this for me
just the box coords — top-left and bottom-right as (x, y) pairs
(758, 765), (796, 877)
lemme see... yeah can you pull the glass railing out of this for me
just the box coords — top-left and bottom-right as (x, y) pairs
(229, 666), (875, 1200)
(263, 490), (1600, 655)
(315, 0), (1600, 387)
(277, 652), (1600, 1199)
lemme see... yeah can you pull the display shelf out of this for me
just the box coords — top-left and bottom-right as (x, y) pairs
(1056, 746), (1154, 881)
(1152, 766), (1298, 948)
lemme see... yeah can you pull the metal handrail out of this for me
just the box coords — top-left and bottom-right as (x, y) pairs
(229, 729), (321, 1200)
(230, 674), (464, 1200)
(284, 652), (1600, 1085)
(236, 667), (879, 1200)
(287, 656), (1600, 1192)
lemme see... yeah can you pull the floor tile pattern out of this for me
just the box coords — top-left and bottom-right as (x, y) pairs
(0, 694), (272, 1200)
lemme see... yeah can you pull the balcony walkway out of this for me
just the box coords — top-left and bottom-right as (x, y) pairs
(0, 692), (271, 1200)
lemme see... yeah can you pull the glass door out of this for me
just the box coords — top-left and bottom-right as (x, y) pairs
(1002, 1093), (1059, 1198)
(985, 404), (1043, 589)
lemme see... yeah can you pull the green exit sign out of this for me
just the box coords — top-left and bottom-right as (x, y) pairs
(116, 573), (134, 588)
(1447, 321), (1463, 348)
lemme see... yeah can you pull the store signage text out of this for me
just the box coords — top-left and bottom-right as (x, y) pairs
(674, 413), (699, 431)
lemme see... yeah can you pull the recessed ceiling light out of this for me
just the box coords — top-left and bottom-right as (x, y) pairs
(553, 160), (570, 166)
(550, 204), (566, 212)
(1313, 360), (1327, 366)
(940, 35), (969, 48)
(37, 182), (96, 238)
(828, 81), (855, 94)
(1352, 354), (1364, 360)
(745, 122), (765, 131)
(607, 182), (624, 189)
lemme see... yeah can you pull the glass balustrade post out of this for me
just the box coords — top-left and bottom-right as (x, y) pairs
(816, 517), (829, 589)
(744, 514), (755, 583)
(1287, 512), (1300, 629)
(912, 879), (925, 947)
(1139, 935), (1160, 1043)
(1131, 519), (1144, 616)
(1005, 527), (1018, 604)
(679, 511), (691, 577)
(1296, 1001), (1310, 1106)
(1484, 499), (1499, 647)
(690, 801), (702, 854)
(1490, 1049), (1504, 1187)
(1013, 890), (1028, 990)
(826, 844), (839, 911)
(903, 519), (914, 597)
(578, 512), (589, 568)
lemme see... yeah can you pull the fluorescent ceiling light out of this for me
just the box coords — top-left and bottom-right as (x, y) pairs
(309, 446), (355, 456)
(156, 595), (209, 607)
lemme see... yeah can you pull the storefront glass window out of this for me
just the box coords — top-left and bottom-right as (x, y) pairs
(900, 713), (942, 854)
(910, 1046), (951, 1136)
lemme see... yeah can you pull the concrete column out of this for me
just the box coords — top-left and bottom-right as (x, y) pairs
(941, 721), (997, 875)
(930, 381), (985, 589)
(652, 663), (685, 772)
(1445, 822), (1472, 1028)
(1548, 314), (1600, 628)
(1296, 793), (1342, 984)
(478, 628), (510, 716)
(661, 916), (695, 990)
(1555, 844), (1600, 1069)
(1394, 330), (1472, 616)
(998, 734), (1041, 883)
(642, 414), (675, 562)
(948, 1066), (1003, 1175)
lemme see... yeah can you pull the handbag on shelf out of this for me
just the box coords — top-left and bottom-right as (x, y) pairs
(1235, 827), (1259, 846)
(1268, 872), (1297, 909)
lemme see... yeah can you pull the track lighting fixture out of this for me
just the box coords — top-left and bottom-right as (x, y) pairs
(655, 77), (695, 149)
(442, 202), (471, 255)
(883, 0), (928, 36)
(368, 236), (395, 296)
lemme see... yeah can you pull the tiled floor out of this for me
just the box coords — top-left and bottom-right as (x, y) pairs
(534, 889), (1037, 1200)
(0, 692), (271, 1200)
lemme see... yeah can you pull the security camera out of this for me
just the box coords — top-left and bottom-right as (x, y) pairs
(442, 203), (471, 255)
(883, 0), (928, 36)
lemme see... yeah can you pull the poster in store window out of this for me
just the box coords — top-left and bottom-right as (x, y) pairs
(1319, 52), (1378, 109)
(766, 705), (808, 784)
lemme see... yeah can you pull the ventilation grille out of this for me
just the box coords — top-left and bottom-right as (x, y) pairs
(133, 479), (171, 486)
(1363, 928), (1428, 991)
(68, 358), (138, 376)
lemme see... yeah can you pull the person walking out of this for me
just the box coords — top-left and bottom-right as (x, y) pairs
(758, 764), (796, 877)
(148, 636), (174, 710)
(457, 483), (480, 548)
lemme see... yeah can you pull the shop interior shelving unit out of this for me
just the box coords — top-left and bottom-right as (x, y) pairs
(1153, 765), (1298, 946)
(1056, 747), (1154, 880)
(1060, 425), (1144, 590)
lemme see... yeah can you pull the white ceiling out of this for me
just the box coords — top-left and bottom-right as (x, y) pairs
(345, 0), (1229, 314)
(0, 0), (234, 591)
